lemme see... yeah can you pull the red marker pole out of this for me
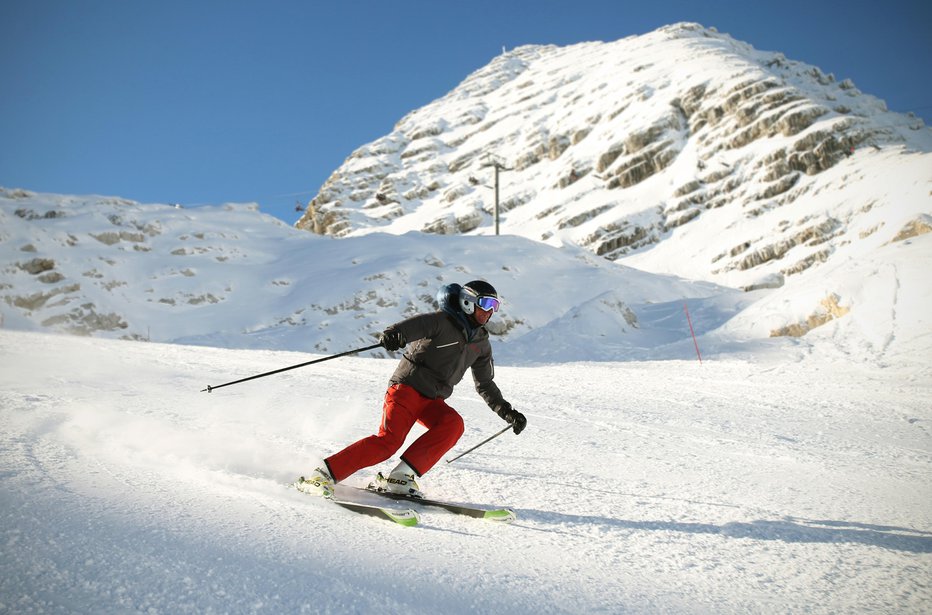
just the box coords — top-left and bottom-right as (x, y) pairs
(684, 301), (703, 364)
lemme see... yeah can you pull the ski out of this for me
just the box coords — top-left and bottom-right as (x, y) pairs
(356, 487), (516, 522)
(330, 499), (420, 526)
(292, 478), (419, 526)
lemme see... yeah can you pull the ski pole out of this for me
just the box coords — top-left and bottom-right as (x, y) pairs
(445, 423), (514, 464)
(201, 342), (382, 393)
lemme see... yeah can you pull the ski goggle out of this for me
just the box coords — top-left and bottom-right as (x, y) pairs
(475, 295), (500, 312)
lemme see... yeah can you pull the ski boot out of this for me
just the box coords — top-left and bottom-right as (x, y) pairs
(296, 466), (335, 498)
(370, 461), (424, 498)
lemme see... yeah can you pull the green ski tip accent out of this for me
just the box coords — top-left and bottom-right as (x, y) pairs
(384, 509), (420, 526)
(483, 509), (517, 522)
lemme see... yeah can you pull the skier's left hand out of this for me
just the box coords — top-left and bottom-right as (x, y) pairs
(496, 402), (527, 435)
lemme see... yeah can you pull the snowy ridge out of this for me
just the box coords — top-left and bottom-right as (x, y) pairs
(3, 183), (930, 371)
(2, 187), (740, 361)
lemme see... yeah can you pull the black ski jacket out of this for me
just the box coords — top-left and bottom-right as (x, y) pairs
(383, 310), (505, 411)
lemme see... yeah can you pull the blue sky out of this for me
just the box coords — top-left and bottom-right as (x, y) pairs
(2, 0), (929, 224)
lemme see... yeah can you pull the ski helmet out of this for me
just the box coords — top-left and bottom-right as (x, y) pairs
(459, 280), (500, 315)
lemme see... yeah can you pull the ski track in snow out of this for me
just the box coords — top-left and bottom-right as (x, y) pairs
(1, 329), (930, 614)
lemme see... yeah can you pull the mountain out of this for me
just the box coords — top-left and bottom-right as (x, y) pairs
(1, 23), (930, 370)
(297, 23), (929, 284)
(292, 22), (932, 367)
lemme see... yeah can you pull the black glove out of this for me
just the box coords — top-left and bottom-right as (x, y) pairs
(495, 402), (527, 435)
(379, 329), (405, 352)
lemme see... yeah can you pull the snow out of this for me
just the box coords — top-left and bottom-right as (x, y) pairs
(2, 22), (931, 614)
(0, 193), (929, 612)
(1, 330), (930, 613)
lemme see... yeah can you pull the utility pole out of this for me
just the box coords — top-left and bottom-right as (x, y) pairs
(493, 163), (501, 236)
(480, 154), (511, 235)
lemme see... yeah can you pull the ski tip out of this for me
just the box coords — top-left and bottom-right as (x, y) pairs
(483, 508), (517, 523)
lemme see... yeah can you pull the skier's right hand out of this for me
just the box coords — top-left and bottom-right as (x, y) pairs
(380, 329), (405, 351)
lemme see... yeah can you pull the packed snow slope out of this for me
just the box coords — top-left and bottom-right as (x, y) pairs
(2, 329), (930, 613)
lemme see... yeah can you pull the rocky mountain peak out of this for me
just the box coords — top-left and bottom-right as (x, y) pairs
(296, 23), (930, 292)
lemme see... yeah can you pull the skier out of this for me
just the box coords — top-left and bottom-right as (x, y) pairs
(299, 280), (526, 498)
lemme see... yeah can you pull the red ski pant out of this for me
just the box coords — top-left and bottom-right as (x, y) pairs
(325, 383), (465, 483)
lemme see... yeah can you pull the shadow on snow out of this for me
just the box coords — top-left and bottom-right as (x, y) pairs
(516, 509), (932, 554)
